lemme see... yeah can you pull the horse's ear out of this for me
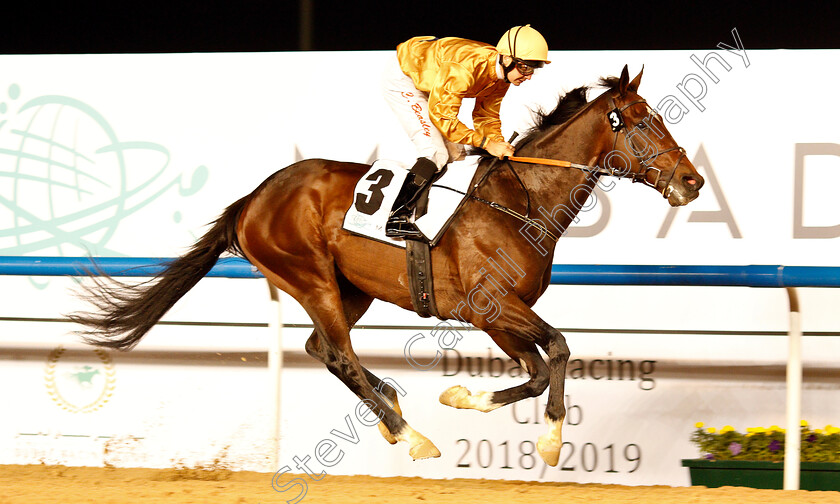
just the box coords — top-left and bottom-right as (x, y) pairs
(629, 65), (644, 92)
(618, 64), (630, 97)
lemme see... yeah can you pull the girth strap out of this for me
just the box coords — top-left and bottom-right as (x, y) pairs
(405, 239), (439, 318)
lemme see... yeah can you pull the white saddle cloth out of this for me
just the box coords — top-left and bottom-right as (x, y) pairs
(342, 156), (481, 248)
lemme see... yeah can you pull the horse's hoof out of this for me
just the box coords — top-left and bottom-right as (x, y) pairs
(537, 434), (561, 466)
(378, 422), (397, 444)
(397, 424), (440, 460)
(439, 385), (500, 412)
(439, 385), (470, 408)
(409, 438), (441, 460)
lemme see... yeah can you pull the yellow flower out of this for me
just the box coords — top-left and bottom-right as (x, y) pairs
(720, 425), (735, 433)
(695, 422), (705, 429)
(801, 420), (809, 427)
(707, 427), (717, 434)
(769, 425), (782, 432)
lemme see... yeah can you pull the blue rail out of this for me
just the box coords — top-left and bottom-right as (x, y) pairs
(1, 256), (840, 287)
(548, 264), (840, 288)
(0, 256), (263, 279)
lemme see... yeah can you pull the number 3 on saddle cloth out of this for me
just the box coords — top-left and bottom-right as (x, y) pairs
(342, 156), (481, 248)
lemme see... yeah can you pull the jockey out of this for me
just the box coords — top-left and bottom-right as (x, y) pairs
(382, 25), (551, 239)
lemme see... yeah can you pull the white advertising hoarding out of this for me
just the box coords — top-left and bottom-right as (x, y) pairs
(0, 41), (838, 488)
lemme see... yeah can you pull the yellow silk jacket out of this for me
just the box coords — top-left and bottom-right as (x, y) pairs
(397, 36), (510, 148)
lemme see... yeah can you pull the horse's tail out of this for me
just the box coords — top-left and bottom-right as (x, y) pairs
(69, 195), (251, 351)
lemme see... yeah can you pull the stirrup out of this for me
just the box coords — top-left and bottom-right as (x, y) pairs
(387, 213), (412, 225)
(385, 219), (423, 238)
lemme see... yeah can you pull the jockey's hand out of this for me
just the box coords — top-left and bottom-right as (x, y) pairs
(485, 140), (515, 159)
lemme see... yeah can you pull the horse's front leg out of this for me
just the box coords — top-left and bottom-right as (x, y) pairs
(447, 299), (569, 466)
(534, 326), (570, 466)
(439, 330), (549, 412)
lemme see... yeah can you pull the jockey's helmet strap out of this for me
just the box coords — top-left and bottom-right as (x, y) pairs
(500, 55), (516, 83)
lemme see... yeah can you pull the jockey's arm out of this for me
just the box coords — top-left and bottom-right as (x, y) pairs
(473, 91), (513, 157)
(427, 62), (486, 149)
(472, 91), (505, 145)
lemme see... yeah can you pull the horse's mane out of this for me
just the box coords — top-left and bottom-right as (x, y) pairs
(513, 86), (589, 150)
(515, 76), (632, 149)
(477, 75), (628, 156)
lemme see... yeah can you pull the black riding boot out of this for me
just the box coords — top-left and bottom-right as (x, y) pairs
(385, 157), (438, 238)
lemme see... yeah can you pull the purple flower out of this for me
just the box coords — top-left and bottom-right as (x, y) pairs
(769, 440), (782, 452)
(807, 434), (817, 443)
(704, 453), (715, 460)
(728, 442), (742, 456)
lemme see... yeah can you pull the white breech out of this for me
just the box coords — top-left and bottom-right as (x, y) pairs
(381, 56), (463, 169)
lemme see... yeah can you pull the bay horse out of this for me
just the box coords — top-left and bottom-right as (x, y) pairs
(71, 66), (703, 466)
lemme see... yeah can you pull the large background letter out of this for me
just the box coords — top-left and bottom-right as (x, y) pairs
(794, 143), (840, 238)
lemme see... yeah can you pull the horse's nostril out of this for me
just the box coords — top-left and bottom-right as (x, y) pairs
(686, 174), (705, 190)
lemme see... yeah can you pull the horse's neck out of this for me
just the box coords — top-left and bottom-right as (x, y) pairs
(513, 111), (606, 217)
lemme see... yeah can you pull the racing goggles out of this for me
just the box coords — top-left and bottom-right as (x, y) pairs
(514, 59), (545, 76)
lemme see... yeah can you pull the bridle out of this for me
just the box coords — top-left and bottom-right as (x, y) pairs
(605, 96), (687, 198)
(510, 94), (688, 199)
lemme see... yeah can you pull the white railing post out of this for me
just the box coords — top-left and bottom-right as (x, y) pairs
(783, 287), (801, 490)
(267, 281), (284, 472)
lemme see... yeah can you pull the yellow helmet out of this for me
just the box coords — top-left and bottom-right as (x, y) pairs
(496, 25), (551, 64)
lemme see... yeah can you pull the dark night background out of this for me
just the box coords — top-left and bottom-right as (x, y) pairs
(0, 2), (836, 54)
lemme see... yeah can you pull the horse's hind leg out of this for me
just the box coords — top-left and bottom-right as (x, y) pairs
(303, 277), (403, 444)
(439, 330), (548, 412)
(306, 333), (404, 444)
(297, 275), (438, 460)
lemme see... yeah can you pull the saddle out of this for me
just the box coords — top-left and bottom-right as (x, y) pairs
(343, 157), (483, 318)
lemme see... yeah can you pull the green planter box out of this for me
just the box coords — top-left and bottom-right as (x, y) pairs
(682, 459), (840, 491)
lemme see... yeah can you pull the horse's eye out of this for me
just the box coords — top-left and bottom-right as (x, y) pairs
(637, 122), (648, 129)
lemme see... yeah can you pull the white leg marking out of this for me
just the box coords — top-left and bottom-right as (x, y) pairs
(439, 385), (502, 412)
(378, 422), (397, 444)
(377, 396), (402, 444)
(537, 414), (565, 466)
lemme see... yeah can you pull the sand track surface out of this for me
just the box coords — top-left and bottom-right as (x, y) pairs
(1, 465), (838, 504)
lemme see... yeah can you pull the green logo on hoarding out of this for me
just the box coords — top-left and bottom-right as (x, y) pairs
(45, 345), (116, 414)
(0, 83), (207, 258)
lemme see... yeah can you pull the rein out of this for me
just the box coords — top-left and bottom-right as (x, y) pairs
(507, 155), (624, 178)
(437, 147), (560, 242)
(436, 177), (560, 243)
